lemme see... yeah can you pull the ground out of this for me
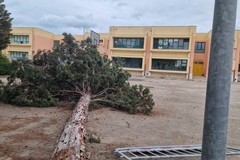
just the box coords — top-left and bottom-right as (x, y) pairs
(0, 77), (240, 160)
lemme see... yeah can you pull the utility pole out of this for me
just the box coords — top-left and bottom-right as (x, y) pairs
(201, 0), (237, 160)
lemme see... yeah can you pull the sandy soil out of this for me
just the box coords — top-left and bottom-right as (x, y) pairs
(86, 77), (240, 160)
(0, 104), (72, 160)
(0, 77), (240, 160)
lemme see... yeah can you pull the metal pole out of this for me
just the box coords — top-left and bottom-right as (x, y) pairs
(201, 0), (237, 160)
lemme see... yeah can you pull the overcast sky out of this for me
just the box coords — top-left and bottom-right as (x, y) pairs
(4, 0), (240, 35)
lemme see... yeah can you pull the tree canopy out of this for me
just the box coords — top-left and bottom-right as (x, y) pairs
(0, 52), (12, 75)
(0, 33), (154, 114)
(0, 0), (13, 50)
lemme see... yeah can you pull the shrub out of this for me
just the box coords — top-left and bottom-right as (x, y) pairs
(88, 134), (101, 143)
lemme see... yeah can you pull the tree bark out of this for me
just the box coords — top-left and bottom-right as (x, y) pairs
(51, 93), (91, 160)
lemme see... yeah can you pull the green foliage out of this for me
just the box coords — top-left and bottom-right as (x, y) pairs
(0, 0), (13, 50)
(32, 35), (131, 101)
(0, 52), (12, 75)
(1, 60), (58, 107)
(1, 33), (154, 114)
(107, 84), (154, 115)
(0, 80), (3, 98)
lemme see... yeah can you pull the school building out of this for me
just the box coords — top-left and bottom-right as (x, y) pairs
(2, 26), (240, 81)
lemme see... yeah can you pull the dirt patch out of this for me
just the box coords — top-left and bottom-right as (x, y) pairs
(0, 103), (72, 160)
(86, 77), (240, 160)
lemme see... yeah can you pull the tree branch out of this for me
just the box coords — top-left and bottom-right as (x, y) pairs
(91, 98), (109, 103)
(58, 89), (83, 96)
(64, 80), (83, 94)
(91, 87), (115, 99)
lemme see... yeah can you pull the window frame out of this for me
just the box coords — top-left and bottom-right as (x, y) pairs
(10, 35), (30, 44)
(153, 38), (189, 50)
(194, 42), (206, 53)
(9, 51), (28, 60)
(113, 37), (144, 49)
(151, 58), (188, 71)
(112, 57), (143, 69)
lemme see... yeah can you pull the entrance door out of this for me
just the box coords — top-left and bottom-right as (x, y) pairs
(193, 61), (204, 76)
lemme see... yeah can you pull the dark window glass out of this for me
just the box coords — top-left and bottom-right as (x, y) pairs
(153, 38), (189, 50)
(112, 57), (143, 69)
(178, 39), (184, 49)
(113, 38), (144, 49)
(238, 64), (240, 72)
(173, 39), (178, 49)
(195, 42), (206, 53)
(151, 59), (188, 71)
(168, 39), (173, 49)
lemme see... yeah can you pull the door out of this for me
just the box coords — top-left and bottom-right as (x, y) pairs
(193, 61), (204, 76)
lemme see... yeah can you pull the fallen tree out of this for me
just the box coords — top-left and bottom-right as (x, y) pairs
(0, 33), (154, 159)
(51, 93), (91, 159)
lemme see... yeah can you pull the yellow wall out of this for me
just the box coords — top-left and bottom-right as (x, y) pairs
(151, 26), (196, 36)
(108, 26), (196, 79)
(3, 27), (33, 59)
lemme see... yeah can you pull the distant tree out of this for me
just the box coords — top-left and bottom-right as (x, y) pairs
(0, 52), (12, 75)
(0, 0), (13, 51)
(1, 33), (154, 159)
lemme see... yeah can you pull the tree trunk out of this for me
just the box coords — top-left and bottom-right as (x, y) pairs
(51, 93), (91, 160)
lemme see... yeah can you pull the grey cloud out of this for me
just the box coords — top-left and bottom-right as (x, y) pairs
(131, 12), (143, 20)
(39, 14), (96, 29)
(117, 2), (127, 7)
(111, 15), (125, 20)
(5, 0), (240, 34)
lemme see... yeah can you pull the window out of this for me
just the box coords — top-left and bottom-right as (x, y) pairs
(238, 64), (240, 72)
(10, 51), (28, 60)
(153, 38), (189, 50)
(10, 35), (29, 44)
(152, 59), (188, 71)
(99, 39), (103, 43)
(195, 42), (206, 53)
(113, 38), (144, 49)
(112, 57), (143, 69)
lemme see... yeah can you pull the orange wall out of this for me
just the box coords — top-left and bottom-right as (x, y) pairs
(98, 38), (109, 56)
(33, 35), (54, 53)
(193, 33), (210, 76)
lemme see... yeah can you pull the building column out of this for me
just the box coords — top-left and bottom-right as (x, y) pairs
(144, 34), (151, 76)
(188, 35), (195, 80)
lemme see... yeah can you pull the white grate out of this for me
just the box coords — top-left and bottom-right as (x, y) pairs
(115, 145), (240, 160)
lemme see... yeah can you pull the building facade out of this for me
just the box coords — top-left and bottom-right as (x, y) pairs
(2, 27), (54, 60)
(98, 26), (240, 81)
(2, 26), (240, 81)
(2, 27), (85, 61)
